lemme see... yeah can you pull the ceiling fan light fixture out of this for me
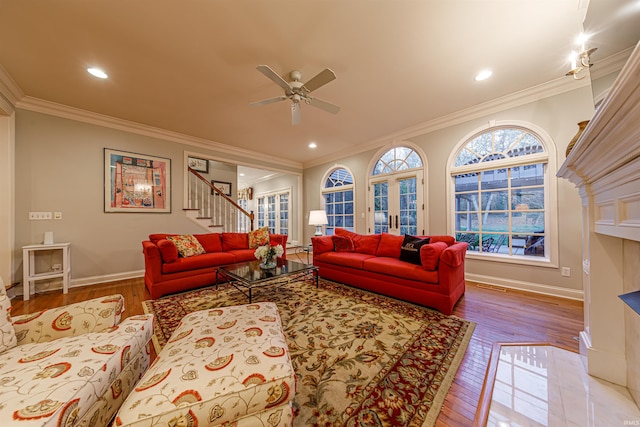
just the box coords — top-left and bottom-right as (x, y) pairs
(87, 67), (108, 79)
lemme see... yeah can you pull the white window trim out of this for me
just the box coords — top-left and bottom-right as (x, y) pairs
(445, 120), (559, 268)
(320, 164), (356, 233)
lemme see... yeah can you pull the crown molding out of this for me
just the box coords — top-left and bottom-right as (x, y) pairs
(0, 63), (22, 114)
(590, 46), (634, 80)
(15, 96), (303, 170)
(303, 74), (590, 169)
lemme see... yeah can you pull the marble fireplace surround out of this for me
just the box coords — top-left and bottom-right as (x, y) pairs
(558, 41), (640, 406)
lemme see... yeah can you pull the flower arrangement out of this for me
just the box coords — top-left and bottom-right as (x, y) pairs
(254, 244), (284, 268)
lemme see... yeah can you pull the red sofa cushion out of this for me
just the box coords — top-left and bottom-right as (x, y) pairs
(227, 249), (258, 263)
(426, 235), (455, 246)
(312, 236), (334, 255)
(194, 233), (223, 253)
(221, 233), (249, 250)
(363, 257), (438, 283)
(157, 239), (178, 263)
(376, 233), (404, 258)
(162, 252), (236, 274)
(420, 241), (448, 271)
(314, 252), (375, 269)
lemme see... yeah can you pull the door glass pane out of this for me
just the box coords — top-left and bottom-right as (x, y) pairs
(399, 177), (417, 235)
(373, 182), (388, 234)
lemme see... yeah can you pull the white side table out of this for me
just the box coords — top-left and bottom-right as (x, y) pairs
(22, 242), (71, 300)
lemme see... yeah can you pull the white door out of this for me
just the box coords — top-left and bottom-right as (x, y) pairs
(370, 171), (424, 235)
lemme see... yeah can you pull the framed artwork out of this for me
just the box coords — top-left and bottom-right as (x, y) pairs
(104, 148), (171, 213)
(187, 156), (209, 173)
(212, 180), (232, 197)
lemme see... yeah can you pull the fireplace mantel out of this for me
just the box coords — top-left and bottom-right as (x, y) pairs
(557, 41), (640, 404)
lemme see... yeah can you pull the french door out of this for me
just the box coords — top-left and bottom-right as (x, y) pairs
(370, 171), (423, 235)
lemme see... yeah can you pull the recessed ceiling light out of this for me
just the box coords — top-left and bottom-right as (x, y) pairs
(474, 70), (492, 81)
(309, 142), (317, 149)
(87, 67), (108, 79)
(239, 173), (245, 177)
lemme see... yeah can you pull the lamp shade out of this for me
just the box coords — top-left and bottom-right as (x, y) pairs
(308, 210), (328, 226)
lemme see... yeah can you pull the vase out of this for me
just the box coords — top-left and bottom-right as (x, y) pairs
(259, 257), (277, 269)
(566, 120), (589, 157)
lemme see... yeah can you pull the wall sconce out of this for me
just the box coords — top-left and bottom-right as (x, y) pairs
(566, 33), (597, 80)
(309, 210), (329, 236)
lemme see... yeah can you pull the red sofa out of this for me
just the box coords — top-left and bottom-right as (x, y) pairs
(312, 229), (468, 315)
(142, 232), (288, 299)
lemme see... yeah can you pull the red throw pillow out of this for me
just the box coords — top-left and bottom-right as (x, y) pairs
(399, 234), (431, 265)
(157, 239), (178, 263)
(420, 241), (448, 270)
(332, 235), (355, 252)
(376, 233), (404, 258)
(194, 233), (222, 253)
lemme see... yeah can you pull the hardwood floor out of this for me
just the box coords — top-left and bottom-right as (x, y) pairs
(10, 279), (583, 427)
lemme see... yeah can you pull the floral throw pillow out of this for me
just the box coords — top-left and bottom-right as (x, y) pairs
(332, 235), (355, 252)
(167, 234), (205, 258)
(249, 226), (270, 249)
(0, 287), (17, 353)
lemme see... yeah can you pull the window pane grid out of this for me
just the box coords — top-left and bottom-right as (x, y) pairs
(323, 168), (355, 235)
(455, 162), (546, 257)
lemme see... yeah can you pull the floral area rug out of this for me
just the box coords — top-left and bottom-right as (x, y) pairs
(142, 278), (475, 426)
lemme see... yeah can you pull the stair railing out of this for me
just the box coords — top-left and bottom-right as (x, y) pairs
(187, 167), (254, 232)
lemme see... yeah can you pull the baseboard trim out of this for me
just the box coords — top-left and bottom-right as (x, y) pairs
(466, 273), (584, 301)
(70, 270), (144, 288)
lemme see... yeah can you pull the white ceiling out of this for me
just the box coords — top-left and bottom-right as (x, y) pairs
(1, 0), (639, 169)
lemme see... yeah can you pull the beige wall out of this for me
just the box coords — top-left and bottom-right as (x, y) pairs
(13, 109), (302, 290)
(304, 86), (594, 296)
(0, 113), (14, 286)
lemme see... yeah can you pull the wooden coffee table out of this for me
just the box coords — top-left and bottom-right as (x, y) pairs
(215, 258), (319, 303)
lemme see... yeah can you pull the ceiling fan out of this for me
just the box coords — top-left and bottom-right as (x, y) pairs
(250, 65), (340, 125)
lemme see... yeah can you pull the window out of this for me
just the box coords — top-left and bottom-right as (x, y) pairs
(322, 167), (354, 235)
(256, 190), (290, 235)
(451, 126), (552, 261)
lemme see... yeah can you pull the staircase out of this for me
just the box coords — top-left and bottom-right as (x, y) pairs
(186, 168), (254, 232)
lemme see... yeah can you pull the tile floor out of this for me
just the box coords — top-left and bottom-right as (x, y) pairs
(486, 345), (640, 427)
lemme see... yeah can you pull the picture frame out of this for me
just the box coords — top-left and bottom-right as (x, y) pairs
(187, 156), (209, 173)
(104, 148), (171, 213)
(212, 180), (232, 197)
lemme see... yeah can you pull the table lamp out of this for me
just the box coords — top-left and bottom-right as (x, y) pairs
(309, 210), (328, 236)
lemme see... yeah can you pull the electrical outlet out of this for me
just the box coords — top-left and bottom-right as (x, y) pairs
(54, 212), (62, 220)
(561, 267), (571, 277)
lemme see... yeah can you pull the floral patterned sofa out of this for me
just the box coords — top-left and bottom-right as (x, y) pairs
(0, 284), (153, 427)
(114, 302), (296, 427)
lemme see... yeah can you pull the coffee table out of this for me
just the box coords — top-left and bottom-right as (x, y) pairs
(215, 258), (319, 303)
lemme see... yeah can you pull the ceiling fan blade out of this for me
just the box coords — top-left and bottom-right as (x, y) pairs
(291, 102), (301, 125)
(250, 96), (287, 107)
(303, 68), (336, 93)
(256, 65), (291, 91)
(308, 97), (341, 114)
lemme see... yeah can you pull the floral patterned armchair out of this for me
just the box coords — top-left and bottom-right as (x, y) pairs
(0, 281), (153, 427)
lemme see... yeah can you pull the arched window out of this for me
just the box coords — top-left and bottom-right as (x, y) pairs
(322, 167), (355, 235)
(369, 145), (425, 235)
(450, 125), (554, 261)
